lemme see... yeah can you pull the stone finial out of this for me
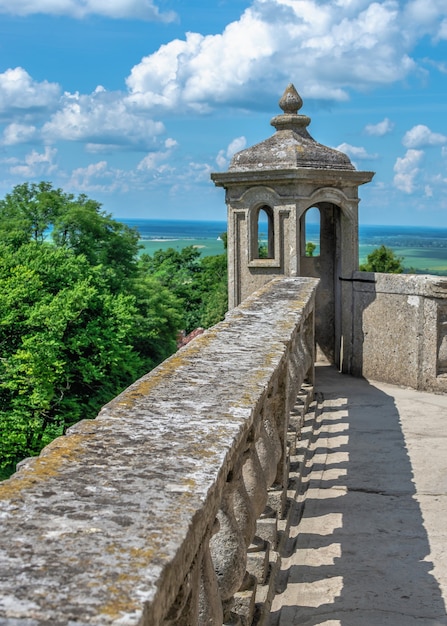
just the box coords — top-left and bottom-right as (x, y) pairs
(271, 83), (311, 134)
(279, 83), (303, 115)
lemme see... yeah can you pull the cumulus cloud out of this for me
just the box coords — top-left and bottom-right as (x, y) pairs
(439, 18), (447, 40)
(125, 0), (425, 113)
(137, 138), (178, 172)
(402, 124), (447, 148)
(2, 123), (37, 145)
(67, 161), (133, 193)
(364, 118), (394, 136)
(0, 0), (176, 21)
(403, 0), (447, 40)
(0, 67), (60, 115)
(336, 142), (378, 161)
(8, 146), (57, 178)
(216, 136), (246, 169)
(42, 90), (165, 151)
(422, 57), (447, 73)
(393, 149), (424, 193)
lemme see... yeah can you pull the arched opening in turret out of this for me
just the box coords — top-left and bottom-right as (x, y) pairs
(300, 201), (343, 366)
(301, 206), (320, 257)
(256, 205), (274, 259)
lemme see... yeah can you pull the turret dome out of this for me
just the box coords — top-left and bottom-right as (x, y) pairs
(229, 84), (355, 172)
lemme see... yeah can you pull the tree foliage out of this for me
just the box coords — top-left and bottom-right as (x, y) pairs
(305, 241), (317, 257)
(1, 182), (230, 476)
(0, 242), (144, 470)
(359, 245), (404, 273)
(0, 182), (229, 476)
(0, 181), (141, 291)
(139, 246), (228, 333)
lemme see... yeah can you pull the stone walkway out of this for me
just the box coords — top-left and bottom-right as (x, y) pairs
(270, 364), (447, 625)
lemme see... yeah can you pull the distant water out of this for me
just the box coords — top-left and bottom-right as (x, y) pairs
(122, 219), (447, 275)
(124, 219), (228, 241)
(123, 219), (228, 258)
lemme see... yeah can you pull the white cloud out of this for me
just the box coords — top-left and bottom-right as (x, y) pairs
(403, 0), (447, 40)
(183, 161), (214, 182)
(164, 138), (178, 149)
(67, 161), (132, 193)
(0, 0), (176, 21)
(2, 123), (37, 145)
(0, 67), (60, 115)
(336, 142), (377, 160)
(393, 149), (424, 193)
(216, 136), (246, 168)
(402, 124), (447, 148)
(42, 90), (165, 150)
(125, 0), (424, 113)
(62, 152), (215, 198)
(9, 146), (57, 178)
(215, 152), (227, 170)
(137, 138), (178, 171)
(439, 18), (447, 40)
(364, 118), (394, 136)
(422, 57), (447, 73)
(227, 136), (247, 157)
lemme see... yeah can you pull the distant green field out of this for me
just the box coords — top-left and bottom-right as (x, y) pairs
(138, 237), (447, 276)
(359, 244), (447, 275)
(138, 237), (226, 258)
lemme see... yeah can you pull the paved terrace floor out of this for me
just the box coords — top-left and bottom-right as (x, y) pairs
(270, 364), (447, 626)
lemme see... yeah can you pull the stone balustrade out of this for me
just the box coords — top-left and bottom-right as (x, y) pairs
(0, 276), (318, 626)
(351, 272), (447, 392)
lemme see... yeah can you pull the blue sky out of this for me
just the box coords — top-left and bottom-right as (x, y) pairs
(1, 0), (447, 226)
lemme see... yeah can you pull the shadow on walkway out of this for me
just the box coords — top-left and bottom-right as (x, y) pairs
(271, 364), (447, 626)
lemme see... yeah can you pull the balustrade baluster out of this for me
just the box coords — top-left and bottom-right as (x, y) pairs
(198, 520), (224, 626)
(233, 448), (256, 546)
(209, 473), (248, 623)
(242, 440), (268, 518)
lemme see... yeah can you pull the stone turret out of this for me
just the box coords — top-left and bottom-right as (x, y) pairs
(211, 83), (374, 370)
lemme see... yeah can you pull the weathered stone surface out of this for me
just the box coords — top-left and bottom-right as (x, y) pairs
(0, 276), (317, 626)
(351, 271), (447, 392)
(227, 83), (354, 173)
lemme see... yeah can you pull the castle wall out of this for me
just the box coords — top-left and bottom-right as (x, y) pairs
(351, 272), (447, 393)
(0, 276), (318, 626)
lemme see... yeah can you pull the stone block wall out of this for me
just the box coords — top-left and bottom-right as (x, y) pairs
(351, 272), (447, 392)
(0, 276), (318, 626)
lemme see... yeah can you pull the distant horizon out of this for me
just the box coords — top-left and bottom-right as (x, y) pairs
(117, 217), (447, 231)
(123, 219), (447, 275)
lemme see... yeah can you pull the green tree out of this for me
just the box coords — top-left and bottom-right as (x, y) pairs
(139, 246), (202, 332)
(0, 242), (144, 472)
(360, 245), (404, 273)
(306, 241), (317, 257)
(0, 181), (140, 291)
(257, 243), (269, 258)
(139, 246), (228, 333)
(129, 273), (182, 368)
(198, 253), (228, 328)
(0, 182), (185, 476)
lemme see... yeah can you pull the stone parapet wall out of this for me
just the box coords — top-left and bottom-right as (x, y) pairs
(351, 272), (447, 392)
(0, 276), (318, 626)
